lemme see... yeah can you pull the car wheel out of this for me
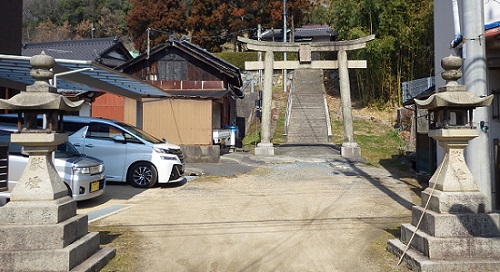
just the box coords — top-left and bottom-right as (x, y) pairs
(128, 162), (158, 188)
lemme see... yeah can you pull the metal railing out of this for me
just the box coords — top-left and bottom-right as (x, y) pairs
(324, 95), (333, 141)
(402, 77), (435, 103)
(283, 78), (295, 136)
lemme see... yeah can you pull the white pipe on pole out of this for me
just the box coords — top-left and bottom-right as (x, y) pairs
(283, 0), (287, 93)
(452, 0), (461, 36)
(53, 67), (94, 87)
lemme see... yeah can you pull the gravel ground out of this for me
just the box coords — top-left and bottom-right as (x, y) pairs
(78, 146), (415, 272)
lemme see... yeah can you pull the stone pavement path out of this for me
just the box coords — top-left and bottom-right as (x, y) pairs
(79, 146), (415, 272)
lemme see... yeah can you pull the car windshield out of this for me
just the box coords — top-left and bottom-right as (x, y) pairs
(117, 122), (164, 144)
(54, 141), (81, 158)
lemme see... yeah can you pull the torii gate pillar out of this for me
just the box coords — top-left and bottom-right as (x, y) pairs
(338, 49), (361, 158)
(257, 49), (275, 155)
(238, 35), (374, 158)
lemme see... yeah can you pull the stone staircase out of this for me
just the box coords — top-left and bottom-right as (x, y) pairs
(286, 69), (329, 143)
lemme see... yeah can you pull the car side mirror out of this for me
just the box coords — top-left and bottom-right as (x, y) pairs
(112, 135), (126, 143)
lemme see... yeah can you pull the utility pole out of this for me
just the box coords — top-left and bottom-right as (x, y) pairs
(147, 28), (151, 60)
(462, 0), (492, 208)
(258, 24), (263, 91)
(283, 0), (287, 93)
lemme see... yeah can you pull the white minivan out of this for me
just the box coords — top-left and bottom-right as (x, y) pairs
(62, 116), (186, 188)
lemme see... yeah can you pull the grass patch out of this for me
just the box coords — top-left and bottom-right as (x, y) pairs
(242, 120), (260, 148)
(330, 116), (412, 175)
(246, 166), (272, 176)
(272, 87), (289, 145)
(89, 226), (142, 272)
(242, 85), (289, 149)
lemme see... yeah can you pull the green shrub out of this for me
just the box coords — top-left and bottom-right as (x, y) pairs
(215, 52), (299, 71)
(215, 52), (258, 70)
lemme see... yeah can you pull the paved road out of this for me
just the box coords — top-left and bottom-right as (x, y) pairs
(78, 145), (415, 272)
(185, 144), (356, 177)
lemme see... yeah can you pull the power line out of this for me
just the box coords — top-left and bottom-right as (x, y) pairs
(147, 27), (256, 40)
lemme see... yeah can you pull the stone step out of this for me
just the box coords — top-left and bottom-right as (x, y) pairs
(292, 99), (325, 106)
(71, 247), (116, 272)
(287, 136), (328, 143)
(293, 94), (325, 100)
(400, 223), (500, 259)
(288, 122), (327, 128)
(288, 127), (326, 133)
(290, 113), (326, 120)
(388, 238), (500, 272)
(291, 105), (325, 110)
(292, 104), (325, 110)
(293, 93), (325, 99)
(287, 128), (326, 134)
(288, 117), (327, 123)
(0, 232), (101, 271)
(287, 132), (327, 139)
(287, 136), (327, 142)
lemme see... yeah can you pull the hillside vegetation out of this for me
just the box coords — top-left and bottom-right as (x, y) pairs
(23, 0), (433, 106)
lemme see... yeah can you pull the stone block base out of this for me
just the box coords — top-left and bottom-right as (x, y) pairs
(0, 200), (115, 271)
(341, 142), (361, 159)
(388, 238), (500, 272)
(388, 202), (500, 271)
(0, 197), (76, 224)
(255, 143), (275, 156)
(410, 206), (500, 237)
(421, 189), (491, 213)
(399, 223), (500, 259)
(0, 214), (89, 250)
(180, 145), (220, 163)
(0, 232), (114, 272)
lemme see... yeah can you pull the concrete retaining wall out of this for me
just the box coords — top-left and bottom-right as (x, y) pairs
(180, 145), (221, 163)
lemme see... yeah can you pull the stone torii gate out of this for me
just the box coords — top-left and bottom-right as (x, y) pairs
(238, 35), (375, 158)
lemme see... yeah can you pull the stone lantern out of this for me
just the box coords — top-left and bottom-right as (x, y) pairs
(0, 52), (115, 271)
(417, 55), (493, 196)
(388, 55), (500, 271)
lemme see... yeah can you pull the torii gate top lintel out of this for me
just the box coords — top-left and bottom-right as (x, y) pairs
(237, 34), (375, 52)
(238, 34), (375, 70)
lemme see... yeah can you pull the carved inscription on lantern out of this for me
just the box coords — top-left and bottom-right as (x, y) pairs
(25, 176), (41, 189)
(30, 157), (45, 170)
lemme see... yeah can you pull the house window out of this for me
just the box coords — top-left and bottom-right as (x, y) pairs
(493, 89), (500, 120)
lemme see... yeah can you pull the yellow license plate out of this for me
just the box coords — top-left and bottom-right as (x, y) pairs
(90, 181), (100, 192)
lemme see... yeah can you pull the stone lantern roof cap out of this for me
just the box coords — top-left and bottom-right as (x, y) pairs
(0, 52), (83, 111)
(414, 91), (493, 110)
(0, 92), (83, 111)
(415, 55), (493, 110)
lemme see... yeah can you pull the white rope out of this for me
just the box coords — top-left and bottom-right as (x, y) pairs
(396, 159), (443, 266)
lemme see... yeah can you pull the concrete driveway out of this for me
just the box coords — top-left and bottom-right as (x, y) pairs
(78, 145), (415, 272)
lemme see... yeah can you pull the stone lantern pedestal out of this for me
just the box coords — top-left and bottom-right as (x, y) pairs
(388, 55), (500, 271)
(0, 52), (114, 271)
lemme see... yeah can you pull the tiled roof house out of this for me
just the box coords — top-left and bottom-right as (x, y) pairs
(22, 37), (132, 68)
